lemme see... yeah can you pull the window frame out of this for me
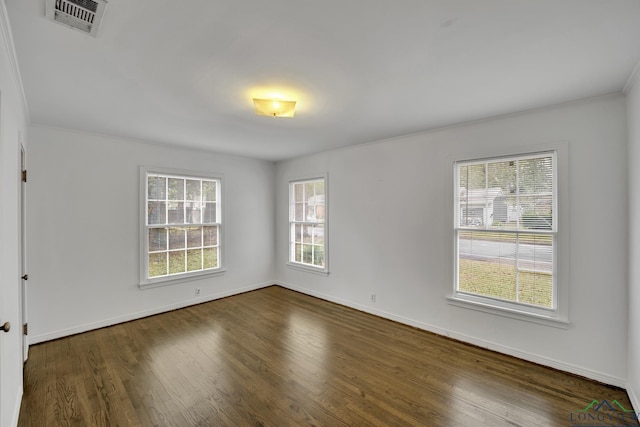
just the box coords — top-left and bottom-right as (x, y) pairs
(448, 144), (570, 328)
(287, 175), (329, 276)
(139, 166), (225, 289)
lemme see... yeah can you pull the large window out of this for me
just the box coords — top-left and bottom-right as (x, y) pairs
(289, 177), (327, 273)
(453, 152), (557, 319)
(140, 167), (223, 287)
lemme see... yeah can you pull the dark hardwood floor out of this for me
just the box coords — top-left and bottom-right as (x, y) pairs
(18, 286), (638, 426)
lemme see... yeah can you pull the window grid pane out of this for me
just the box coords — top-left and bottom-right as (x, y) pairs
(289, 178), (326, 268)
(146, 172), (221, 280)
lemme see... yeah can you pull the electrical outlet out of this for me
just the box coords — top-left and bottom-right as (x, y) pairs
(195, 288), (201, 296)
(370, 293), (376, 302)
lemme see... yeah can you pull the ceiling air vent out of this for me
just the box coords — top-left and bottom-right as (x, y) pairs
(45, 0), (108, 37)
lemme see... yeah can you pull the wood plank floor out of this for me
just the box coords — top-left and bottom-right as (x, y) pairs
(19, 286), (639, 426)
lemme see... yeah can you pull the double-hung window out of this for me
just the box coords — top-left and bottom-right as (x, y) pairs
(289, 177), (328, 273)
(140, 167), (223, 287)
(452, 151), (559, 320)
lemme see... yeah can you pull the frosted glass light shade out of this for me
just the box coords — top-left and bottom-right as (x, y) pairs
(253, 98), (296, 117)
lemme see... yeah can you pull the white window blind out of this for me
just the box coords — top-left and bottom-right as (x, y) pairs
(455, 152), (556, 311)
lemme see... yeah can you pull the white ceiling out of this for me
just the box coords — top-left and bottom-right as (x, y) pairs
(6, 0), (640, 161)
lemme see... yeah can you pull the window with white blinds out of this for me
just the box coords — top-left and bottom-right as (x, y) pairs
(454, 151), (557, 315)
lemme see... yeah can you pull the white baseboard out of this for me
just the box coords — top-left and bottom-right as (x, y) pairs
(30, 281), (274, 344)
(277, 281), (627, 388)
(628, 383), (640, 414)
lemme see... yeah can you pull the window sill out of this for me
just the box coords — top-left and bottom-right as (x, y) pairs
(287, 262), (329, 276)
(447, 294), (570, 329)
(139, 268), (226, 290)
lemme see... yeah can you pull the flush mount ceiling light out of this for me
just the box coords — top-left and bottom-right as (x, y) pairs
(253, 98), (296, 118)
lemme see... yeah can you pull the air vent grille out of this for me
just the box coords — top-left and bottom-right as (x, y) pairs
(46, 0), (107, 37)
(63, 0), (98, 13)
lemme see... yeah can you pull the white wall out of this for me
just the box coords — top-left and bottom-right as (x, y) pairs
(276, 95), (629, 387)
(627, 68), (640, 411)
(27, 126), (275, 343)
(0, 2), (29, 426)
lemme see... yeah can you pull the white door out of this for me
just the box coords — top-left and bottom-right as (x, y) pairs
(20, 144), (28, 361)
(0, 88), (4, 426)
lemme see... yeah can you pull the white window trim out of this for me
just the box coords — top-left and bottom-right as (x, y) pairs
(447, 142), (570, 328)
(139, 166), (225, 289)
(287, 174), (329, 276)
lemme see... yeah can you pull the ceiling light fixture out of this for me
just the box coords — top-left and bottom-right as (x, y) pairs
(253, 98), (296, 118)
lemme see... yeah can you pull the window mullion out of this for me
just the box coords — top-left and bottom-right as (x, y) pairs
(163, 178), (169, 229)
(515, 232), (520, 303)
(484, 161), (489, 230)
(516, 159), (520, 230)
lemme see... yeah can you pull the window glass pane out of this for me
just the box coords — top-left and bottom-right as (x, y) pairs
(303, 199), (316, 222)
(459, 164), (486, 191)
(517, 233), (553, 275)
(295, 243), (302, 262)
(168, 251), (186, 274)
(302, 244), (313, 264)
(314, 197), (325, 222)
(518, 271), (553, 308)
(313, 244), (325, 267)
(307, 195), (324, 222)
(185, 202), (201, 224)
(295, 203), (304, 222)
(186, 179), (201, 201)
(169, 227), (185, 250)
(203, 202), (216, 223)
(294, 224), (303, 243)
(457, 230), (553, 308)
(187, 227), (202, 248)
(312, 224), (325, 245)
(203, 226), (218, 247)
(305, 182), (315, 199)
(486, 161), (515, 230)
(518, 234), (553, 308)
(168, 178), (184, 200)
(519, 157), (553, 195)
(149, 228), (167, 252)
(519, 157), (554, 230)
(203, 247), (218, 269)
(203, 180), (216, 202)
(187, 249), (203, 271)
(148, 201), (166, 225)
(148, 253), (167, 278)
(294, 183), (303, 203)
(458, 231), (517, 301)
(167, 201), (184, 224)
(303, 225), (313, 243)
(458, 163), (486, 227)
(520, 195), (553, 230)
(148, 176), (166, 200)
